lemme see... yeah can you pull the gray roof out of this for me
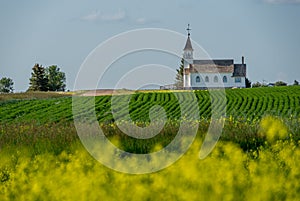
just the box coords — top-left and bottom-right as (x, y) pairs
(188, 61), (246, 77)
(233, 64), (246, 77)
(183, 36), (193, 51)
(193, 59), (234, 66)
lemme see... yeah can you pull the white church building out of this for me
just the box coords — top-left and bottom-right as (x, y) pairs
(183, 26), (247, 89)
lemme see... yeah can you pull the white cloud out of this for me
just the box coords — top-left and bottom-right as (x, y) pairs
(81, 11), (99, 21)
(264, 0), (300, 4)
(134, 17), (160, 25)
(81, 10), (159, 25)
(81, 9), (126, 22)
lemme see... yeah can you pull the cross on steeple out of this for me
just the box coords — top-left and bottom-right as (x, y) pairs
(186, 24), (191, 36)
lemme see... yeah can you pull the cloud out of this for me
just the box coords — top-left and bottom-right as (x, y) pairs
(81, 9), (159, 25)
(134, 17), (160, 25)
(81, 11), (99, 21)
(264, 0), (300, 4)
(81, 9), (126, 22)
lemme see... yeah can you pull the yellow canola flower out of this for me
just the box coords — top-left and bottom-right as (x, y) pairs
(151, 143), (163, 152)
(259, 116), (288, 143)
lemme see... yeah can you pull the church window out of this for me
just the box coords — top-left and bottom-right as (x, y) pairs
(205, 76), (209, 82)
(235, 77), (241, 83)
(223, 76), (227, 83)
(196, 76), (200, 83)
(214, 76), (218, 83)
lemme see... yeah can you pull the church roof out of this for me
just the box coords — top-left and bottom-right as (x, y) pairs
(183, 36), (193, 51)
(233, 64), (246, 77)
(193, 59), (234, 66)
(188, 61), (246, 76)
(189, 64), (234, 73)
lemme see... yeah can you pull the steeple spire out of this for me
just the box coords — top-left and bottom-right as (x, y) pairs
(186, 23), (191, 36)
(183, 24), (193, 51)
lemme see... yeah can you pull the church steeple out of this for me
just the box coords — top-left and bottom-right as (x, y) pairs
(183, 24), (193, 89)
(183, 24), (193, 60)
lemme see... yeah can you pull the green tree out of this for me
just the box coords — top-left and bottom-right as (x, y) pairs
(175, 58), (184, 89)
(0, 77), (14, 93)
(46, 65), (66, 91)
(252, 82), (262, 88)
(28, 64), (49, 91)
(245, 78), (251, 88)
(293, 80), (299, 86)
(275, 81), (287, 87)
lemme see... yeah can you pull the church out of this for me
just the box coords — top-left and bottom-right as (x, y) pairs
(183, 25), (247, 89)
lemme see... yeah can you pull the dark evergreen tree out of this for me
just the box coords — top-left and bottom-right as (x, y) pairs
(28, 64), (48, 91)
(245, 78), (251, 88)
(175, 58), (184, 89)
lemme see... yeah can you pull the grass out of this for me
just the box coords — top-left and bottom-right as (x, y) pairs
(0, 91), (72, 101)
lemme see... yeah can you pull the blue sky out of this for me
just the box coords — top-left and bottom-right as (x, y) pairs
(0, 0), (300, 91)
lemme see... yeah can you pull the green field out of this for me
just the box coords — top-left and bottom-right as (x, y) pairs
(1, 86), (299, 123)
(1, 86), (300, 200)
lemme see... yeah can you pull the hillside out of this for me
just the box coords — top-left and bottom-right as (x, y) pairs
(0, 86), (299, 123)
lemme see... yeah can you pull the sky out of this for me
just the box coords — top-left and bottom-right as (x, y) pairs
(0, 0), (300, 91)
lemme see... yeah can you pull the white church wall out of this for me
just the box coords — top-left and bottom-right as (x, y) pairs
(184, 74), (191, 88)
(189, 73), (245, 88)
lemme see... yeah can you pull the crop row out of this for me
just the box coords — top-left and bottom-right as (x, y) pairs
(0, 86), (299, 123)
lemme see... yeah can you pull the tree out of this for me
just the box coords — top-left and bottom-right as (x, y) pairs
(0, 77), (14, 93)
(293, 80), (299, 86)
(245, 78), (251, 88)
(46, 65), (66, 91)
(28, 64), (48, 91)
(175, 58), (184, 89)
(28, 64), (66, 92)
(252, 82), (262, 88)
(275, 81), (287, 87)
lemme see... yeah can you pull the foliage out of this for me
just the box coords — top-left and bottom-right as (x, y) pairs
(1, 86), (300, 200)
(252, 81), (269, 88)
(275, 80), (287, 87)
(46, 65), (66, 91)
(1, 86), (299, 124)
(0, 91), (71, 101)
(245, 78), (251, 88)
(293, 80), (299, 86)
(259, 116), (288, 142)
(0, 122), (78, 155)
(251, 82), (262, 88)
(28, 64), (66, 92)
(28, 64), (49, 91)
(0, 120), (300, 200)
(0, 77), (14, 93)
(175, 58), (184, 89)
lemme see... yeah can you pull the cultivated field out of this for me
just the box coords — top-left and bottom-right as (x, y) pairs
(1, 86), (299, 123)
(0, 86), (300, 200)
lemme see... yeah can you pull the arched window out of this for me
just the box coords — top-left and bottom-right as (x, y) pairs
(205, 76), (209, 82)
(223, 76), (227, 83)
(214, 76), (218, 83)
(196, 76), (200, 83)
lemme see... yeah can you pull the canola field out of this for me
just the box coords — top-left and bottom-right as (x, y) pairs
(0, 86), (300, 200)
